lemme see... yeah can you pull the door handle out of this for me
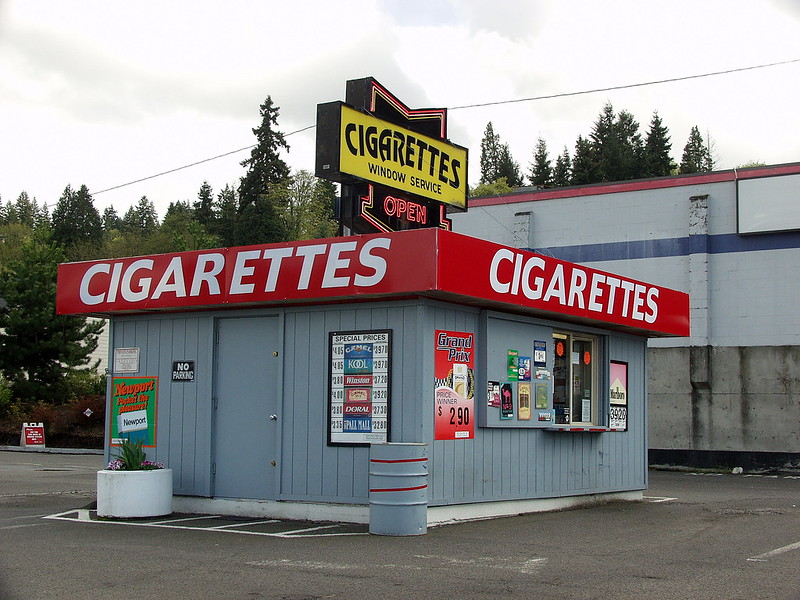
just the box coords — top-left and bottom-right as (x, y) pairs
(269, 414), (278, 421)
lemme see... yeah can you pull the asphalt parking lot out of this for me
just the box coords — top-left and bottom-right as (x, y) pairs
(1, 449), (799, 599)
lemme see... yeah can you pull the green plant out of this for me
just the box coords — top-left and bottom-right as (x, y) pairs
(0, 381), (13, 418)
(58, 369), (106, 404)
(106, 439), (164, 471)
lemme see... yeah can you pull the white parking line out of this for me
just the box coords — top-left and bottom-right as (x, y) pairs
(0, 523), (45, 531)
(747, 540), (800, 562)
(643, 496), (678, 503)
(43, 509), (367, 538)
(208, 519), (280, 529)
(147, 515), (222, 525)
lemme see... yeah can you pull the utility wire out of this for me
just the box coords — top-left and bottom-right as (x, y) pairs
(93, 58), (799, 195)
(93, 125), (315, 195)
(449, 57), (800, 110)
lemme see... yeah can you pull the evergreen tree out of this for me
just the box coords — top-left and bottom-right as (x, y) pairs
(122, 196), (159, 237)
(7, 191), (46, 229)
(236, 186), (289, 246)
(614, 110), (645, 180)
(479, 121), (523, 187)
(0, 231), (103, 403)
(643, 111), (675, 177)
(552, 147), (572, 187)
(164, 200), (194, 221)
(571, 135), (599, 185)
(51, 185), (103, 250)
(102, 206), (122, 232)
(497, 144), (524, 187)
(160, 201), (220, 252)
(529, 138), (553, 187)
(194, 181), (215, 230)
(236, 96), (291, 244)
(479, 122), (503, 184)
(214, 184), (238, 247)
(680, 126), (714, 174)
(589, 103), (644, 182)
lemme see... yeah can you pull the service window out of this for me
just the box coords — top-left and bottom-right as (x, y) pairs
(552, 332), (598, 425)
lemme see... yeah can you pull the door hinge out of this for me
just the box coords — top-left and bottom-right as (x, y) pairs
(212, 463), (216, 474)
(213, 397), (218, 409)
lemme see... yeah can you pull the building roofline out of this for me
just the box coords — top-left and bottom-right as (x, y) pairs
(468, 161), (800, 208)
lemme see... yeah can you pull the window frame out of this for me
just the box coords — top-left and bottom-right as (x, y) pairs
(552, 331), (599, 426)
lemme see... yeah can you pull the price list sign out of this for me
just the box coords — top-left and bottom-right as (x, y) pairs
(328, 330), (391, 445)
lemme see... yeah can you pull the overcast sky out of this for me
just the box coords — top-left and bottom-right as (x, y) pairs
(1, 0), (799, 218)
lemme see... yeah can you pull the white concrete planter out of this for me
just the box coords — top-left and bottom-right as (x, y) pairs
(96, 468), (173, 518)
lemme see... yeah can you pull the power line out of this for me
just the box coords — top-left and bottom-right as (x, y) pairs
(93, 58), (799, 195)
(93, 124), (315, 195)
(449, 57), (800, 110)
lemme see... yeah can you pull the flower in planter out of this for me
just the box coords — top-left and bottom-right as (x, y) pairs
(107, 439), (165, 471)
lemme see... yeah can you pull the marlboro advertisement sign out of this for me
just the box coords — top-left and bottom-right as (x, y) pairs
(56, 229), (689, 338)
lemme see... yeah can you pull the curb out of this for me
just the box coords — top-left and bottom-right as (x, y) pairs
(1, 446), (104, 455)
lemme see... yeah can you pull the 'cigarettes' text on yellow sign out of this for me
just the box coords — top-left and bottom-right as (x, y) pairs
(338, 105), (468, 210)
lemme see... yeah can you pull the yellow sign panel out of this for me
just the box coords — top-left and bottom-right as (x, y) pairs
(338, 105), (468, 209)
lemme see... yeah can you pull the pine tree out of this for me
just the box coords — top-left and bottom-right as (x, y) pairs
(479, 122), (522, 187)
(0, 232), (103, 403)
(236, 187), (289, 246)
(8, 192), (46, 229)
(161, 201), (220, 252)
(102, 206), (122, 232)
(236, 96), (291, 244)
(497, 144), (524, 187)
(214, 184), (238, 247)
(571, 135), (599, 185)
(589, 103), (644, 182)
(680, 126), (714, 174)
(613, 110), (645, 180)
(122, 197), (159, 237)
(643, 111), (675, 177)
(51, 185), (103, 250)
(529, 138), (553, 187)
(194, 181), (215, 230)
(479, 122), (503, 184)
(552, 147), (572, 187)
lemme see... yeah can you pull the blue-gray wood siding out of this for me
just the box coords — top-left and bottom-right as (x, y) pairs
(109, 299), (647, 506)
(110, 315), (215, 496)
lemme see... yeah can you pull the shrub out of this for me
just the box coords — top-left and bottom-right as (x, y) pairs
(68, 394), (106, 430)
(0, 382), (13, 418)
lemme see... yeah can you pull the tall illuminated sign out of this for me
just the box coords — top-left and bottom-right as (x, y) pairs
(316, 77), (468, 234)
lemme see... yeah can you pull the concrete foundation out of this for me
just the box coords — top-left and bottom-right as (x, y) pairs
(649, 345), (800, 466)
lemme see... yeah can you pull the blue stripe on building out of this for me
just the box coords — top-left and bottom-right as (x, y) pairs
(533, 231), (800, 263)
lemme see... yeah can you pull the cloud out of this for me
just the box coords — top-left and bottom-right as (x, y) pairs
(0, 0), (798, 216)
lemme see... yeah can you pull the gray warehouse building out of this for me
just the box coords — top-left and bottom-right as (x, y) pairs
(451, 162), (800, 470)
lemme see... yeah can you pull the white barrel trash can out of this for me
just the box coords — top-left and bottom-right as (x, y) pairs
(369, 442), (428, 536)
